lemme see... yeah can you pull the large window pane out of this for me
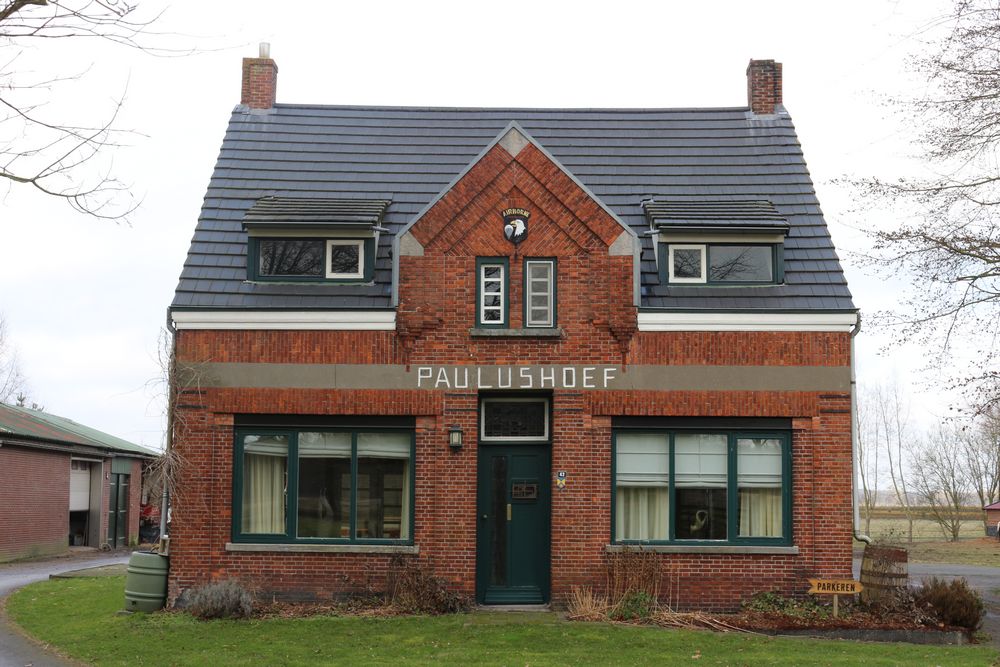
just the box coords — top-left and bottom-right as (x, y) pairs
(708, 246), (773, 282)
(674, 434), (727, 540)
(616, 434), (668, 540)
(241, 435), (288, 534)
(738, 438), (783, 537)
(258, 239), (324, 277)
(356, 433), (411, 540)
(297, 432), (351, 538)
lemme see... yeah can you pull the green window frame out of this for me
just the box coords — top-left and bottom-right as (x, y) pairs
(476, 257), (509, 328)
(247, 237), (376, 283)
(232, 427), (415, 545)
(611, 429), (792, 546)
(658, 243), (784, 285)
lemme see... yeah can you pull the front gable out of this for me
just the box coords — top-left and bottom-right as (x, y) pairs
(395, 125), (638, 360)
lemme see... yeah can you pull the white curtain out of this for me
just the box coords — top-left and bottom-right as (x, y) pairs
(737, 438), (782, 537)
(616, 433), (668, 540)
(242, 450), (286, 534)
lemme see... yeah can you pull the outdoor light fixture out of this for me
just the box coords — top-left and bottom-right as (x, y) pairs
(448, 424), (463, 450)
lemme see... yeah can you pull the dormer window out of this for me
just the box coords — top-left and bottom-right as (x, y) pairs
(242, 197), (390, 283)
(645, 200), (789, 286)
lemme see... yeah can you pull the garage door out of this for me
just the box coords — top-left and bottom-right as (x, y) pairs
(70, 460), (91, 511)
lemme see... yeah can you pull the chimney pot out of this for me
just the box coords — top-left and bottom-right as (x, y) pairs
(746, 59), (783, 115)
(241, 46), (278, 110)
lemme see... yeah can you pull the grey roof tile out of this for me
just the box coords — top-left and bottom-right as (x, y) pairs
(170, 104), (855, 312)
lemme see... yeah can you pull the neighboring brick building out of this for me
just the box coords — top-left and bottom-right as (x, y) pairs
(167, 50), (859, 610)
(0, 403), (157, 562)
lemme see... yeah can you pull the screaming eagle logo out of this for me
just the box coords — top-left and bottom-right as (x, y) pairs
(502, 207), (529, 245)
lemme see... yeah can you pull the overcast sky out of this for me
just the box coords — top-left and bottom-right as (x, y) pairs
(0, 0), (953, 449)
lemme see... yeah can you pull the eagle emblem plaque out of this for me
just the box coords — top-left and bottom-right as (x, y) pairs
(502, 207), (530, 245)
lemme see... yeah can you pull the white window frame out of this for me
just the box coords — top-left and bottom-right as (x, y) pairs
(325, 239), (365, 279)
(479, 262), (506, 326)
(480, 397), (550, 442)
(668, 244), (707, 283)
(525, 260), (555, 328)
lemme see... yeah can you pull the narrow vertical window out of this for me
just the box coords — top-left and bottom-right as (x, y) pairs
(616, 433), (669, 541)
(674, 433), (727, 540)
(478, 258), (508, 327)
(525, 259), (555, 327)
(356, 432), (411, 540)
(737, 438), (783, 537)
(241, 434), (289, 535)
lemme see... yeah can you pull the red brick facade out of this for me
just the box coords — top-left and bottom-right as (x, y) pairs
(168, 135), (854, 610)
(0, 447), (70, 562)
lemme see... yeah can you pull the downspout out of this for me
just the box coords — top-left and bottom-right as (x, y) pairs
(851, 313), (872, 544)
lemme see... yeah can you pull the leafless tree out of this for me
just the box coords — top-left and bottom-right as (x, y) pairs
(961, 409), (1000, 529)
(856, 385), (882, 535)
(909, 424), (973, 541)
(856, 1), (1000, 412)
(872, 382), (916, 542)
(0, 314), (26, 404)
(1, 1), (185, 220)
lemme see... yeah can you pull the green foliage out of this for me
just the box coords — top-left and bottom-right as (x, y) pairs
(610, 590), (656, 621)
(5, 577), (997, 666)
(742, 591), (828, 618)
(186, 579), (253, 620)
(915, 577), (985, 631)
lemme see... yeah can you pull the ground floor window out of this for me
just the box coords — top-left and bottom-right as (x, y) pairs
(613, 429), (790, 545)
(234, 428), (413, 544)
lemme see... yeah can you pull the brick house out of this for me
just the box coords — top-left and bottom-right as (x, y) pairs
(167, 50), (858, 610)
(0, 403), (157, 562)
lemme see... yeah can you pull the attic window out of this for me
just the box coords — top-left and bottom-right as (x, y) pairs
(645, 200), (788, 286)
(243, 197), (390, 283)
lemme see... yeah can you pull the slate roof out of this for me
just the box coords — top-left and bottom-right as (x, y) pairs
(0, 403), (158, 457)
(171, 104), (855, 312)
(645, 200), (790, 235)
(243, 196), (391, 230)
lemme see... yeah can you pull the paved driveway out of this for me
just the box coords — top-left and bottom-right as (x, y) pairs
(0, 552), (129, 667)
(855, 558), (1000, 645)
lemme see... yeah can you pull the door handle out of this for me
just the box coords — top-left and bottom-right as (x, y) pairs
(507, 503), (512, 521)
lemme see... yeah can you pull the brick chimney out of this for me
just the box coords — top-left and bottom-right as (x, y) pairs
(241, 43), (278, 110)
(746, 59), (782, 115)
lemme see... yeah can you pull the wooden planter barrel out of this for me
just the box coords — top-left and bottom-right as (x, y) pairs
(859, 545), (908, 603)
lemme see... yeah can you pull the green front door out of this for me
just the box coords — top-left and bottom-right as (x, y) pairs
(107, 473), (128, 548)
(476, 445), (550, 604)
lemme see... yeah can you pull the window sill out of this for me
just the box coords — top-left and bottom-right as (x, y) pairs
(225, 543), (419, 555)
(605, 544), (798, 555)
(469, 327), (563, 338)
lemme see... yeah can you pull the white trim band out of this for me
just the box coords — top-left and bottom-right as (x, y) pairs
(172, 310), (396, 331)
(638, 311), (858, 332)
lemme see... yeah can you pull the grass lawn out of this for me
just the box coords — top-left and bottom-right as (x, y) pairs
(6, 577), (997, 666)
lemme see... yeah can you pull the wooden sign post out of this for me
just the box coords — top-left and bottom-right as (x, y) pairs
(807, 579), (863, 618)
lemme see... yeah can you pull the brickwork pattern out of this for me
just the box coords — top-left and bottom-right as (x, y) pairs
(0, 446), (70, 562)
(168, 135), (854, 611)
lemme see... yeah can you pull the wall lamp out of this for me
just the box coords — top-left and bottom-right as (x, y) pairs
(448, 424), (463, 450)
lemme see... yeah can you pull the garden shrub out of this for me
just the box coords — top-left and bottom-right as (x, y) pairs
(187, 579), (253, 620)
(611, 590), (656, 621)
(386, 555), (471, 614)
(914, 577), (984, 631)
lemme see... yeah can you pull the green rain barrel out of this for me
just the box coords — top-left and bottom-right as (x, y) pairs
(124, 551), (168, 612)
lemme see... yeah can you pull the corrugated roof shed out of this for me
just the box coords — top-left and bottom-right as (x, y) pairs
(0, 403), (158, 457)
(171, 104), (855, 312)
